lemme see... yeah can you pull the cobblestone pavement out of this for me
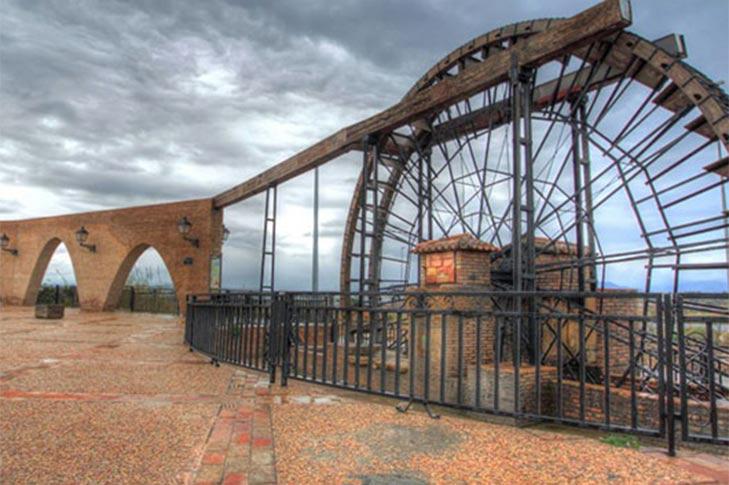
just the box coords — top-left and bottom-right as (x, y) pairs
(1, 307), (726, 484)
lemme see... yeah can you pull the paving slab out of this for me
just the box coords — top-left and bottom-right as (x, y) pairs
(0, 306), (726, 485)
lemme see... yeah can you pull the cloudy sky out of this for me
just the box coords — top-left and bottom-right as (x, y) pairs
(1, 0), (727, 291)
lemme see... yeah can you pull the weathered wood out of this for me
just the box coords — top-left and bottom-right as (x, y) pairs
(213, 0), (631, 209)
(654, 83), (692, 113)
(427, 63), (622, 143)
(408, 18), (559, 99)
(704, 157), (729, 178)
(685, 115), (716, 139)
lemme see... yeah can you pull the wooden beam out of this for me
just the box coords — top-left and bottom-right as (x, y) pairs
(704, 157), (729, 178)
(213, 0), (631, 208)
(427, 63), (622, 143)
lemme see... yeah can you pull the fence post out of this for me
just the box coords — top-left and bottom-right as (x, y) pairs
(281, 293), (292, 387)
(660, 294), (677, 456)
(54, 285), (60, 305)
(269, 294), (280, 384)
(268, 292), (293, 386)
(130, 286), (136, 312)
(186, 295), (196, 350)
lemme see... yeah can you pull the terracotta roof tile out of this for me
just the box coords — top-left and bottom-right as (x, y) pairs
(411, 233), (499, 254)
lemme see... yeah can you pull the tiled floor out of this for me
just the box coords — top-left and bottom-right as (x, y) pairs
(0, 306), (726, 484)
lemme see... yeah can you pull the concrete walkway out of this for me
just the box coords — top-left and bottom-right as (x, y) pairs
(0, 307), (726, 484)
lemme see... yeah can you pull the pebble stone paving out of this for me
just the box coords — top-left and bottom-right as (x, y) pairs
(0, 306), (727, 484)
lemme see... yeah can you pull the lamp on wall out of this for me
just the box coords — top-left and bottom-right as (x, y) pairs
(75, 226), (96, 252)
(222, 225), (230, 244)
(177, 216), (199, 248)
(0, 233), (18, 256)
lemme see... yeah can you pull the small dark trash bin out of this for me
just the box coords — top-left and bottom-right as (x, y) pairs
(35, 304), (64, 319)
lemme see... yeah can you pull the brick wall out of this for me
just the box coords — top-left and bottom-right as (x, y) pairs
(0, 199), (223, 312)
(539, 290), (639, 378)
(533, 239), (592, 291)
(557, 379), (729, 437)
(588, 291), (641, 377)
(408, 236), (497, 403)
(423, 252), (456, 285)
(465, 365), (558, 414)
(455, 251), (491, 286)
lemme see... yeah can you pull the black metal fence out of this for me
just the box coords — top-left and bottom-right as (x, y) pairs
(36, 285), (179, 314)
(36, 285), (80, 307)
(674, 293), (728, 446)
(185, 290), (728, 452)
(118, 286), (179, 314)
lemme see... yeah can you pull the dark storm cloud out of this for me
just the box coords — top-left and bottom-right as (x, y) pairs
(0, 0), (415, 213)
(0, 199), (21, 214)
(2, 0), (726, 215)
(1, 0), (726, 289)
(21, 162), (211, 207)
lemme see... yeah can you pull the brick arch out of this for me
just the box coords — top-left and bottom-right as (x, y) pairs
(0, 198), (223, 312)
(23, 237), (79, 305)
(103, 243), (183, 311)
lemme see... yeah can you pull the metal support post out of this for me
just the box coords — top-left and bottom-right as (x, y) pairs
(578, 101), (598, 291)
(268, 293), (292, 386)
(313, 168), (319, 292)
(259, 185), (277, 293)
(358, 135), (381, 306)
(510, 54), (537, 369)
(570, 98), (587, 295)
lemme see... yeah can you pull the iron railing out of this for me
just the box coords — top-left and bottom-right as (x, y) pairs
(36, 285), (179, 314)
(675, 293), (729, 446)
(185, 290), (729, 452)
(118, 286), (178, 314)
(36, 285), (79, 307)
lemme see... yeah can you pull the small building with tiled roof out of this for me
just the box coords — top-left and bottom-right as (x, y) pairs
(411, 233), (498, 287)
(411, 233), (499, 255)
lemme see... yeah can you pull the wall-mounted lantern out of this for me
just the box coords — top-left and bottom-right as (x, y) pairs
(222, 225), (230, 244)
(0, 233), (18, 256)
(177, 216), (199, 248)
(75, 226), (96, 252)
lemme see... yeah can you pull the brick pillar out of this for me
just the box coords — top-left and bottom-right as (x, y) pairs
(407, 234), (498, 403)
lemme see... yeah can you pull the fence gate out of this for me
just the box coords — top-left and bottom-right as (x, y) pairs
(669, 294), (729, 451)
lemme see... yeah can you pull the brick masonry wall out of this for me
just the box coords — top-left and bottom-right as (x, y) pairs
(588, 291), (640, 377)
(0, 198), (223, 312)
(534, 244), (593, 292)
(418, 249), (492, 287)
(539, 291), (639, 378)
(557, 379), (729, 437)
(464, 365), (558, 414)
(409, 245), (495, 403)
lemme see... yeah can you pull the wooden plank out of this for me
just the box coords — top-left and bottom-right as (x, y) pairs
(704, 157), (729, 178)
(653, 82), (692, 113)
(213, 0), (631, 209)
(685, 115), (716, 139)
(429, 64), (620, 142)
